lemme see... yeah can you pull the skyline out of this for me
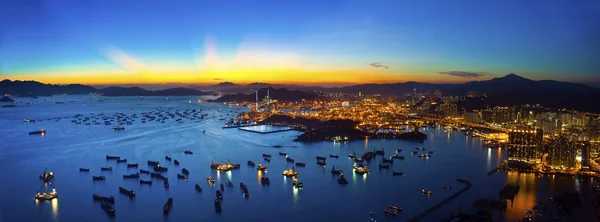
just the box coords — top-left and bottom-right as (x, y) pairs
(1, 0), (599, 86)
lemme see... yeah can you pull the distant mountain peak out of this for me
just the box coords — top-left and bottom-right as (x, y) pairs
(216, 82), (235, 86)
(497, 73), (531, 81)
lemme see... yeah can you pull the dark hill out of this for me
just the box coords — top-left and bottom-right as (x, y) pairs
(0, 96), (15, 103)
(100, 86), (214, 97)
(214, 87), (319, 102)
(0, 79), (97, 96)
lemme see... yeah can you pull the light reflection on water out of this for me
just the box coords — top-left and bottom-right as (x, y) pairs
(51, 198), (58, 218)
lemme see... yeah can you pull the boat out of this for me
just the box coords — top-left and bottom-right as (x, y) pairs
(354, 166), (370, 174)
(147, 160), (160, 166)
(279, 152), (287, 156)
(195, 184), (203, 192)
(123, 173), (140, 179)
(140, 169), (150, 174)
(442, 185), (452, 190)
(396, 148), (403, 153)
(165, 156), (172, 161)
(35, 188), (58, 200)
(93, 194), (115, 203)
(220, 183), (224, 191)
(261, 177), (270, 185)
(216, 190), (223, 200)
(182, 168), (190, 175)
(348, 153), (356, 159)
(295, 162), (306, 167)
(421, 189), (432, 195)
(264, 157), (271, 162)
(164, 179), (169, 188)
(331, 165), (343, 175)
(382, 158), (393, 163)
(286, 157), (295, 163)
(379, 162), (390, 169)
(337, 174), (348, 184)
(101, 202), (116, 216)
(163, 198), (173, 214)
(101, 167), (112, 171)
(375, 149), (385, 155)
(293, 179), (304, 188)
(282, 167), (299, 177)
(240, 182), (247, 190)
(140, 179), (152, 185)
(384, 208), (398, 216)
(174, 160), (180, 165)
(389, 205), (402, 211)
(112, 126), (125, 131)
(247, 160), (256, 167)
(243, 188), (249, 197)
(150, 172), (167, 180)
(39, 169), (54, 182)
(119, 187), (135, 198)
(392, 172), (405, 176)
(154, 166), (168, 172)
(262, 153), (272, 158)
(316, 156), (326, 160)
(93, 176), (105, 181)
(214, 198), (222, 213)
(79, 168), (91, 172)
(257, 163), (268, 172)
(177, 174), (188, 180)
(184, 150), (193, 155)
(116, 159), (127, 163)
(29, 128), (46, 135)
(127, 163), (138, 168)
(210, 160), (241, 171)
(330, 154), (339, 158)
(399, 156), (405, 160)
(429, 151), (434, 154)
(410, 151), (418, 155)
(417, 153), (431, 158)
(207, 176), (215, 184)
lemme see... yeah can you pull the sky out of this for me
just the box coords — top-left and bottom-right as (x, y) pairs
(0, 0), (599, 86)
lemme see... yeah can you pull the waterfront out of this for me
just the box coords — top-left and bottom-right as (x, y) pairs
(0, 95), (595, 222)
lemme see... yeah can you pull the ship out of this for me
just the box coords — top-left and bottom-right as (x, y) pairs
(210, 160), (241, 171)
(29, 128), (46, 135)
(112, 126), (125, 131)
(257, 163), (268, 172)
(101, 202), (115, 216)
(354, 165), (370, 174)
(93, 194), (115, 203)
(282, 167), (299, 177)
(35, 188), (58, 200)
(39, 169), (54, 182)
(163, 198), (173, 214)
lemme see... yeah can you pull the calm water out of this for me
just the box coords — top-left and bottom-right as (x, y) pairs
(238, 125), (292, 133)
(0, 95), (595, 222)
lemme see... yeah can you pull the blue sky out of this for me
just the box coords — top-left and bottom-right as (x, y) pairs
(0, 0), (599, 85)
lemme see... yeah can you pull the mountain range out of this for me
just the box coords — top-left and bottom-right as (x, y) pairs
(212, 87), (319, 102)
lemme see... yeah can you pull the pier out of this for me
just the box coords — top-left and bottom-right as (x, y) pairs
(487, 166), (500, 176)
(408, 179), (473, 222)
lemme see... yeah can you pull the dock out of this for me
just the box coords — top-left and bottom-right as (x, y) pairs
(408, 179), (473, 222)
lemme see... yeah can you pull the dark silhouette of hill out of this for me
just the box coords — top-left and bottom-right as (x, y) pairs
(0, 96), (15, 103)
(0, 79), (96, 96)
(213, 87), (318, 102)
(194, 82), (325, 94)
(99, 86), (215, 97)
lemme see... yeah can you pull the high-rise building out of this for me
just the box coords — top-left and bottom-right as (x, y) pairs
(507, 128), (543, 163)
(481, 106), (515, 124)
(581, 141), (591, 169)
(546, 138), (577, 169)
(463, 112), (481, 123)
(537, 118), (562, 137)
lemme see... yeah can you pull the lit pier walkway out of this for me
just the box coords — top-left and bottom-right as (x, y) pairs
(408, 179), (473, 222)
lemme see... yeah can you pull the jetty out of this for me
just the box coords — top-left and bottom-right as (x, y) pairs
(408, 179), (472, 222)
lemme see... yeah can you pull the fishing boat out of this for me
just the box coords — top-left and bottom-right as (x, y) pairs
(316, 156), (326, 161)
(257, 163), (268, 172)
(150, 172), (167, 180)
(247, 160), (256, 167)
(421, 189), (432, 195)
(127, 163), (138, 168)
(163, 198), (173, 214)
(392, 172), (405, 176)
(154, 166), (168, 172)
(181, 168), (190, 175)
(282, 167), (299, 177)
(79, 168), (91, 172)
(119, 187), (135, 198)
(375, 149), (385, 156)
(295, 162), (306, 167)
(396, 148), (403, 153)
(331, 165), (343, 175)
(147, 160), (160, 166)
(292, 178), (304, 189)
(35, 188), (58, 200)
(337, 174), (348, 184)
(164, 179), (169, 188)
(316, 159), (326, 166)
(442, 185), (452, 190)
(210, 160), (241, 171)
(286, 157), (295, 163)
(384, 208), (398, 216)
(264, 157), (271, 162)
(195, 184), (203, 192)
(261, 177), (270, 185)
(262, 153), (272, 158)
(389, 205), (402, 211)
(207, 176), (215, 184)
(216, 190), (223, 200)
(93, 176), (105, 181)
(382, 158), (393, 163)
(177, 174), (188, 180)
(184, 150), (193, 155)
(174, 160), (180, 165)
(279, 152), (287, 156)
(39, 169), (54, 182)
(165, 156), (172, 161)
(220, 184), (224, 191)
(29, 128), (46, 135)
(140, 179), (152, 185)
(329, 154), (339, 158)
(93, 194), (115, 203)
(116, 159), (127, 163)
(123, 173), (140, 179)
(214, 198), (222, 213)
(410, 151), (418, 155)
(101, 202), (116, 216)
(354, 166), (370, 174)
(140, 169), (150, 174)
(225, 180), (233, 187)
(101, 167), (112, 171)
(379, 162), (390, 169)
(348, 153), (356, 159)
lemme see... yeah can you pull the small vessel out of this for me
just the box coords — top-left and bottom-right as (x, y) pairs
(331, 165), (343, 175)
(375, 149), (385, 156)
(417, 153), (431, 158)
(177, 174), (188, 180)
(140, 169), (150, 174)
(348, 152), (356, 159)
(182, 168), (190, 175)
(421, 189), (432, 195)
(101, 167), (112, 171)
(214, 198), (222, 213)
(354, 166), (370, 174)
(261, 177), (270, 185)
(127, 163), (138, 168)
(195, 184), (203, 192)
(147, 160), (160, 166)
(384, 208), (398, 216)
(119, 187), (135, 198)
(93, 194), (115, 203)
(116, 159), (127, 163)
(39, 169), (54, 182)
(163, 198), (173, 214)
(184, 150), (193, 155)
(282, 167), (299, 177)
(396, 148), (402, 153)
(29, 128), (46, 135)
(382, 158), (393, 163)
(316, 156), (326, 160)
(174, 160), (180, 165)
(392, 172), (405, 176)
(264, 157), (271, 162)
(207, 176), (215, 184)
(337, 174), (348, 184)
(262, 153), (272, 158)
(429, 151), (434, 154)
(35, 188), (58, 200)
(154, 166), (168, 172)
(410, 151), (418, 155)
(220, 184), (224, 191)
(139, 179), (152, 185)
(164, 179), (169, 188)
(247, 161), (256, 167)
(442, 185), (452, 190)
(293, 178), (304, 189)
(79, 168), (91, 172)
(316, 160), (326, 166)
(225, 180), (233, 187)
(93, 176), (106, 181)
(399, 156), (405, 160)
(295, 162), (306, 167)
(379, 162), (390, 169)
(216, 190), (223, 200)
(123, 173), (140, 179)
(165, 155), (172, 161)
(240, 182), (246, 190)
(101, 202), (116, 216)
(257, 163), (268, 172)
(389, 205), (402, 211)
(279, 152), (287, 156)
(329, 154), (339, 158)
(112, 126), (125, 131)
(286, 157), (295, 163)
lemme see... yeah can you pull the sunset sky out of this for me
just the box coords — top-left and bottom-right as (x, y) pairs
(0, 0), (599, 86)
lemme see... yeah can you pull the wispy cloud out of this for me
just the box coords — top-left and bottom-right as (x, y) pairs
(369, 62), (388, 69)
(103, 47), (148, 73)
(438, 71), (489, 78)
(213, 78), (223, 81)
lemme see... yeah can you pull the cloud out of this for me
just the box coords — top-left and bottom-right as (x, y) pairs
(369, 62), (389, 69)
(438, 71), (488, 78)
(103, 47), (148, 73)
(213, 78), (223, 81)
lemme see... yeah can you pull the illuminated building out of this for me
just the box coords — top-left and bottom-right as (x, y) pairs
(507, 128), (543, 163)
(546, 138), (577, 169)
(581, 141), (591, 169)
(482, 106), (515, 124)
(536, 118), (562, 137)
(463, 112), (481, 123)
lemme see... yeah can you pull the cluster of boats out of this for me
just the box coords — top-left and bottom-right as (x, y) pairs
(35, 169), (58, 201)
(384, 204), (402, 216)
